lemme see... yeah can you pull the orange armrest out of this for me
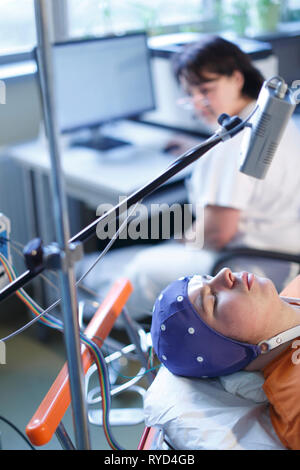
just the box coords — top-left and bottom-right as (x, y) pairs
(26, 277), (133, 446)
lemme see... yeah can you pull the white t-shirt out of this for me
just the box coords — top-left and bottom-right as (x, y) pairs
(187, 103), (300, 253)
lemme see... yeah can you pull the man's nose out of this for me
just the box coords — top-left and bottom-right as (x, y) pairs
(210, 268), (234, 289)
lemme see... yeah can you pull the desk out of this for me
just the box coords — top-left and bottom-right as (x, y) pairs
(9, 120), (199, 206)
(8, 120), (201, 244)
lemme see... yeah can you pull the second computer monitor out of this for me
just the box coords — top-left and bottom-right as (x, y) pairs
(52, 32), (155, 135)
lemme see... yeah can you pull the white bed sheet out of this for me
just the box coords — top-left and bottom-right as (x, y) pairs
(144, 366), (286, 450)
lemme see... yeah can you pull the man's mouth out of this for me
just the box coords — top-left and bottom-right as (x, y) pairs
(248, 273), (255, 290)
(241, 272), (254, 290)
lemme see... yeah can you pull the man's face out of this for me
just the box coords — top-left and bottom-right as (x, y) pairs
(180, 70), (245, 124)
(188, 268), (281, 345)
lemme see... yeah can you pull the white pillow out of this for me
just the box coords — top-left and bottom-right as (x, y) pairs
(144, 366), (285, 450)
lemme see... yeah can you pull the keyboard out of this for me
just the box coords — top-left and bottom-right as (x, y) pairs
(70, 135), (130, 151)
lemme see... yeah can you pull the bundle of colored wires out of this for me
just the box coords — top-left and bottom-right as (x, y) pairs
(0, 252), (123, 450)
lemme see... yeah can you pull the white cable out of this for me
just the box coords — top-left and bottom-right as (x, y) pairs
(0, 202), (140, 342)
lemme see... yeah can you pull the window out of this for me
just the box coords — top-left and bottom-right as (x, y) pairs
(67, 1), (300, 40)
(285, 0), (300, 21)
(67, 0), (215, 38)
(1, 0), (300, 62)
(0, 0), (36, 56)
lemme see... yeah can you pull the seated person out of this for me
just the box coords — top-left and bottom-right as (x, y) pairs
(151, 268), (300, 450)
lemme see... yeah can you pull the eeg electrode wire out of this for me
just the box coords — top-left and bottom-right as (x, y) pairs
(0, 249), (161, 448)
(0, 204), (143, 450)
(0, 199), (141, 341)
(0, 200), (159, 450)
(0, 251), (123, 450)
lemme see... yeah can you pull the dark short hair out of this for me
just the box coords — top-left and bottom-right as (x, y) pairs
(172, 35), (264, 100)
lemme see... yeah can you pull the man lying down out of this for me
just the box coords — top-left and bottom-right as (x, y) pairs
(149, 268), (300, 450)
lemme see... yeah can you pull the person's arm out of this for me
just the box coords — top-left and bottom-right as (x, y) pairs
(183, 204), (240, 250)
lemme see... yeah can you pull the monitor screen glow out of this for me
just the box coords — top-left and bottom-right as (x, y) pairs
(52, 33), (155, 134)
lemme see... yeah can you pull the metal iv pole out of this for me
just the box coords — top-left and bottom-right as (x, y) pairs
(33, 0), (91, 450)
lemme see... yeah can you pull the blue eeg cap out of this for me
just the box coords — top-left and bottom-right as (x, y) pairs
(150, 276), (261, 378)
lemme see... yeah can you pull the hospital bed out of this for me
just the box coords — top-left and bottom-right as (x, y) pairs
(25, 273), (300, 450)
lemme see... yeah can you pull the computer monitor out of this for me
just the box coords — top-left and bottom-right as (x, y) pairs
(51, 32), (156, 150)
